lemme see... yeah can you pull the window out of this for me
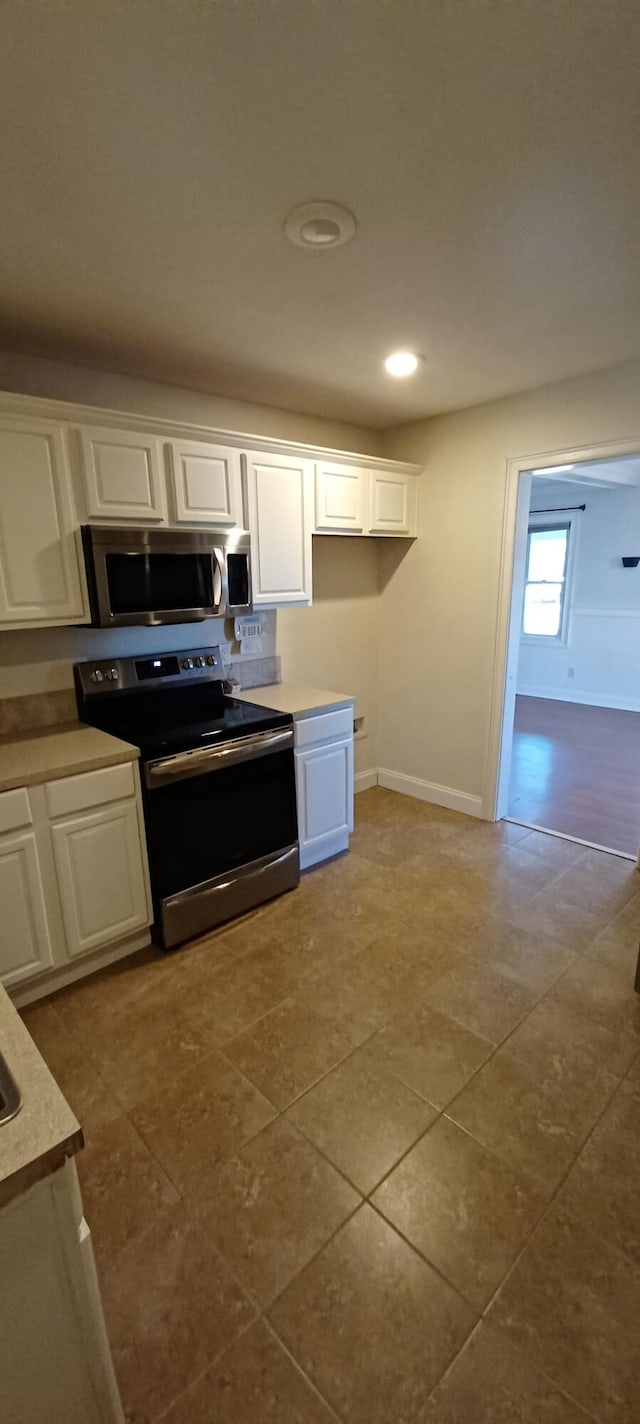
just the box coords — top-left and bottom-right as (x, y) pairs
(522, 522), (570, 639)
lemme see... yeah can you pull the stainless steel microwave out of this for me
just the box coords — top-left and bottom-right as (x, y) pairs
(81, 525), (252, 627)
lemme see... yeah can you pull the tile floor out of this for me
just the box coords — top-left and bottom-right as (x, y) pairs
(21, 788), (640, 1424)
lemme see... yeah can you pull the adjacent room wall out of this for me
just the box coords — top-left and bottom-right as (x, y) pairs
(380, 358), (640, 811)
(0, 351), (383, 765)
(517, 477), (640, 711)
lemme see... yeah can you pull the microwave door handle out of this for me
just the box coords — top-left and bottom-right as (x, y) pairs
(213, 547), (227, 614)
(145, 726), (294, 786)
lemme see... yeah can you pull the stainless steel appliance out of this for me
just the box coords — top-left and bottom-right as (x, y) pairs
(81, 525), (252, 627)
(75, 647), (299, 948)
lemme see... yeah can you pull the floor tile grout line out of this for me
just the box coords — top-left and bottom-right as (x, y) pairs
(261, 1195), (365, 1317)
(475, 1064), (626, 1323)
(150, 1308), (259, 1424)
(258, 1317), (346, 1423)
(23, 792), (640, 1424)
(424, 1312), (604, 1424)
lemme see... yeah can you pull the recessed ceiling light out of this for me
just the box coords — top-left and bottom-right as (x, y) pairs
(285, 201), (357, 249)
(384, 350), (422, 377)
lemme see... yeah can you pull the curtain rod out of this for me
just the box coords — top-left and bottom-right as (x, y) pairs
(531, 504), (586, 514)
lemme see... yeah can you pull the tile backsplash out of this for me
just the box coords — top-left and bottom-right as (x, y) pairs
(0, 612), (279, 736)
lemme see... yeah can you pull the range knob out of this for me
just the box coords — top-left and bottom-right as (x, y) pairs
(205, 654), (215, 666)
(194, 656), (205, 667)
(90, 669), (104, 683)
(181, 658), (193, 670)
(107, 667), (119, 681)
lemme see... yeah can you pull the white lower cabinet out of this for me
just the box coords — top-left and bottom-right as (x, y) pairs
(0, 1160), (124, 1423)
(294, 706), (354, 869)
(52, 800), (151, 958)
(0, 829), (54, 988)
(0, 764), (152, 993)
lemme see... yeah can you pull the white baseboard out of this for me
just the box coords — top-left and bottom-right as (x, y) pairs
(354, 768), (378, 793)
(517, 686), (640, 714)
(377, 767), (485, 818)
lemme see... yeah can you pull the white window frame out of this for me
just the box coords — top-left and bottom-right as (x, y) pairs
(520, 512), (576, 647)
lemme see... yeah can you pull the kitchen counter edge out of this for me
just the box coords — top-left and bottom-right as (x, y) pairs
(235, 683), (355, 718)
(0, 982), (82, 1209)
(0, 722), (140, 795)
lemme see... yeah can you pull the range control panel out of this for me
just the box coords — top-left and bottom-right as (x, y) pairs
(76, 645), (224, 695)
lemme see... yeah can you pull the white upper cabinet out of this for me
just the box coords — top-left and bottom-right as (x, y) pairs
(244, 450), (314, 606)
(168, 438), (244, 527)
(79, 425), (167, 522)
(314, 461), (369, 534)
(369, 468), (418, 536)
(0, 415), (86, 626)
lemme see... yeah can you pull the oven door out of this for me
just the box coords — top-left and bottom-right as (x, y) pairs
(82, 526), (225, 627)
(143, 728), (299, 947)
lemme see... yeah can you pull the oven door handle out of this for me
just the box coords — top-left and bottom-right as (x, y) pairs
(144, 726), (294, 786)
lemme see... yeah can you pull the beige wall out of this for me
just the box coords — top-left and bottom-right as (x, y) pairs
(0, 350), (382, 456)
(0, 351), (382, 758)
(277, 538), (382, 777)
(380, 358), (640, 806)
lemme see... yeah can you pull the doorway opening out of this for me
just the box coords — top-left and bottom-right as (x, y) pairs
(492, 450), (640, 859)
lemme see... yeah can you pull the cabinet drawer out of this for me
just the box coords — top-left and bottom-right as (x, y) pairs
(294, 706), (354, 749)
(46, 762), (136, 818)
(0, 786), (33, 834)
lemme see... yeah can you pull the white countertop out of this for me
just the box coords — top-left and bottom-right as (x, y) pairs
(0, 982), (82, 1207)
(235, 683), (354, 717)
(0, 722), (139, 795)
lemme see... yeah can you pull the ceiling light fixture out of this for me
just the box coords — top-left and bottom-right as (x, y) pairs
(285, 201), (357, 250)
(384, 351), (422, 378)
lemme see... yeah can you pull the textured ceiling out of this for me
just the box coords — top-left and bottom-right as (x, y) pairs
(1, 1), (640, 427)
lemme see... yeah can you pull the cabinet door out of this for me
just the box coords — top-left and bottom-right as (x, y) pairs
(79, 426), (167, 522)
(244, 451), (313, 606)
(0, 830), (54, 987)
(369, 470), (418, 536)
(169, 438), (244, 526)
(0, 416), (86, 625)
(295, 736), (354, 869)
(314, 462), (368, 534)
(52, 800), (150, 958)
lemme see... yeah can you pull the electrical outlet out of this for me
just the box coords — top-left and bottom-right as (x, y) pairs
(354, 715), (367, 739)
(568, 667), (575, 679)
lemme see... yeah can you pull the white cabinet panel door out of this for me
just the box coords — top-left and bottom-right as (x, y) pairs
(0, 416), (85, 625)
(0, 830), (54, 987)
(169, 439), (244, 526)
(52, 801), (150, 958)
(80, 426), (166, 522)
(369, 470), (417, 536)
(244, 451), (313, 606)
(314, 462), (368, 534)
(295, 736), (353, 869)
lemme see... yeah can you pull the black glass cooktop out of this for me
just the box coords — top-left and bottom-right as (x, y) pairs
(81, 695), (291, 760)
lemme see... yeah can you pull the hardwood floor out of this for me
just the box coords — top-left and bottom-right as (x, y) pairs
(508, 696), (640, 857)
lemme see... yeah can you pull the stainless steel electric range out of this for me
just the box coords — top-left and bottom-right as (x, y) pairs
(74, 647), (299, 949)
